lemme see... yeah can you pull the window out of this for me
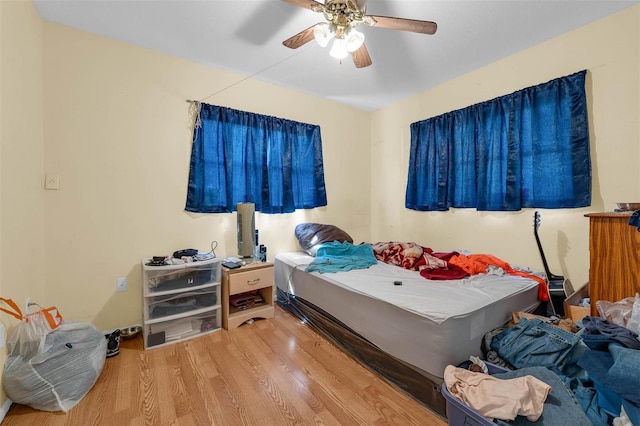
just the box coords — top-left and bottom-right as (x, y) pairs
(185, 103), (327, 214)
(406, 70), (591, 211)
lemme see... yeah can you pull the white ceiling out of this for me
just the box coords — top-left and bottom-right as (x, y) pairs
(33, 0), (639, 111)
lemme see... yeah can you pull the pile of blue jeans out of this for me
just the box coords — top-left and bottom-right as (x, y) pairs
(490, 317), (623, 425)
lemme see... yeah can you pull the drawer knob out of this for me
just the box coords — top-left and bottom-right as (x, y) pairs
(247, 278), (260, 285)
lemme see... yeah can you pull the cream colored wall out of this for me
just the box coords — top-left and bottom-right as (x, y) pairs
(0, 0), (45, 411)
(1, 0), (45, 307)
(4, 1), (638, 336)
(371, 5), (640, 291)
(42, 24), (371, 330)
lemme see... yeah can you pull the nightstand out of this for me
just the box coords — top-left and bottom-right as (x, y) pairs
(222, 261), (275, 330)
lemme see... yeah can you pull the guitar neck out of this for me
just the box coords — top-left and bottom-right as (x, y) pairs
(533, 213), (564, 281)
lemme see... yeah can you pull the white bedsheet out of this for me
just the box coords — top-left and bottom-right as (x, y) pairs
(277, 252), (539, 324)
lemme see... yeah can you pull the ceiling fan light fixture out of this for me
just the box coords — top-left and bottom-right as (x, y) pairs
(345, 28), (365, 52)
(329, 37), (349, 59)
(313, 22), (334, 48)
(281, 0), (438, 69)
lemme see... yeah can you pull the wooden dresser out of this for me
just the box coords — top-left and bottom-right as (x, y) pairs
(585, 212), (640, 316)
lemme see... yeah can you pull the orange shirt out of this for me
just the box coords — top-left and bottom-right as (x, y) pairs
(449, 253), (549, 301)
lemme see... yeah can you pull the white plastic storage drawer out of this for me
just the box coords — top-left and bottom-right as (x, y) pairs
(143, 259), (220, 294)
(145, 308), (221, 349)
(147, 286), (219, 320)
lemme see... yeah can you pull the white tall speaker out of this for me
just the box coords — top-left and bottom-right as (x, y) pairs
(237, 202), (256, 257)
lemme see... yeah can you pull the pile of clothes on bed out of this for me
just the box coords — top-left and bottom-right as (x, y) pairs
(444, 301), (640, 426)
(306, 240), (550, 301)
(370, 242), (545, 284)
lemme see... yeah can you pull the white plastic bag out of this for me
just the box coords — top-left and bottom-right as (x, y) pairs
(0, 298), (63, 360)
(627, 293), (640, 335)
(0, 298), (106, 412)
(596, 293), (640, 334)
(3, 322), (107, 412)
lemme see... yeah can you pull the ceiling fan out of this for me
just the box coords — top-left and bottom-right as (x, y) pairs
(281, 0), (437, 68)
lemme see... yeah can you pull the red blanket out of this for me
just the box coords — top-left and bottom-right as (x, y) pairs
(371, 242), (467, 279)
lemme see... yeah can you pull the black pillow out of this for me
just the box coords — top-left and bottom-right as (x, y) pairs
(294, 223), (353, 256)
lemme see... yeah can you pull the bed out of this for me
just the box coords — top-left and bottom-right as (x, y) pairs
(274, 225), (543, 416)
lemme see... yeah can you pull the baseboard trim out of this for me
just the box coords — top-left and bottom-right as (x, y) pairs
(0, 398), (13, 423)
(103, 323), (143, 335)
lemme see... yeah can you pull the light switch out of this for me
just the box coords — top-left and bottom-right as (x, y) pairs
(45, 173), (60, 190)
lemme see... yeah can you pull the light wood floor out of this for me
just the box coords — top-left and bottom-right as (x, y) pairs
(2, 305), (447, 426)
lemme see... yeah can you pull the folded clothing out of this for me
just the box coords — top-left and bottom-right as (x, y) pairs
(581, 316), (640, 350)
(492, 366), (593, 426)
(306, 241), (377, 273)
(444, 365), (551, 422)
(490, 317), (583, 375)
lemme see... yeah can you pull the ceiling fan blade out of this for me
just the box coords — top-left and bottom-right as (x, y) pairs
(282, 25), (317, 49)
(281, 0), (325, 12)
(351, 43), (372, 68)
(368, 15), (437, 35)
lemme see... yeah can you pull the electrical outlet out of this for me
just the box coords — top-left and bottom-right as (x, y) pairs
(45, 173), (60, 190)
(116, 277), (128, 292)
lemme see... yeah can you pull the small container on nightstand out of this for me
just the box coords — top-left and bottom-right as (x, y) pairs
(222, 261), (275, 330)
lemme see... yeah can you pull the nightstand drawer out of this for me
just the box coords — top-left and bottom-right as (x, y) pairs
(228, 267), (273, 294)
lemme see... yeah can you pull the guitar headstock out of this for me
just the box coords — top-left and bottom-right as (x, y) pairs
(533, 211), (541, 231)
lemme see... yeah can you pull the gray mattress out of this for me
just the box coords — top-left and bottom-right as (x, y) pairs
(274, 252), (540, 379)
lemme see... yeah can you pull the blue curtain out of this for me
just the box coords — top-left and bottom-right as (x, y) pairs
(406, 70), (591, 211)
(185, 103), (327, 214)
